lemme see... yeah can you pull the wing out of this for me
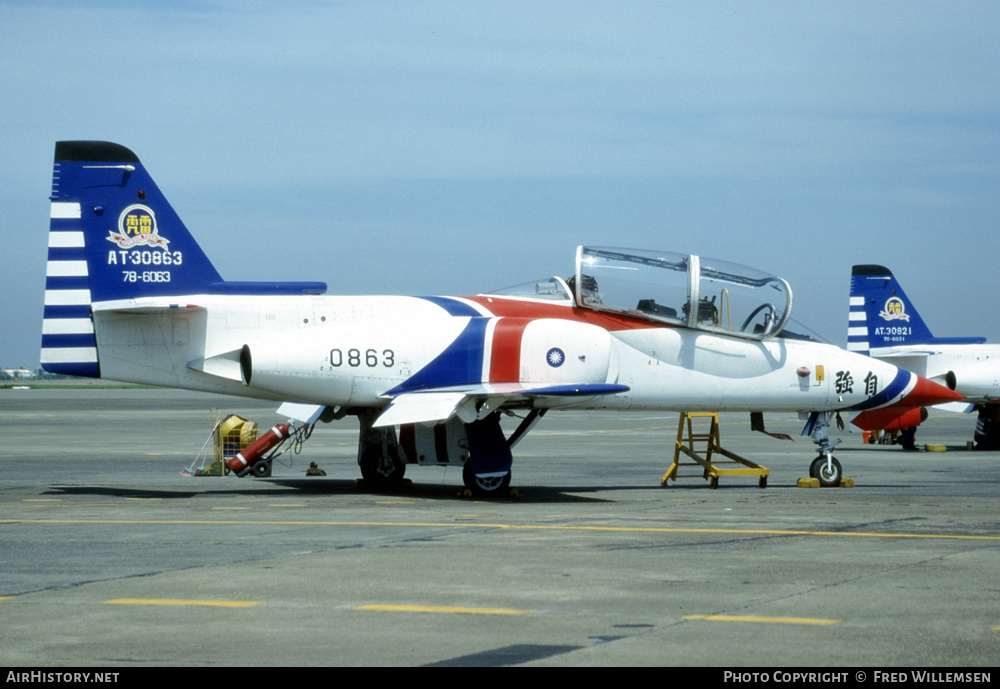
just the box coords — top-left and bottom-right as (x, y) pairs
(372, 382), (629, 428)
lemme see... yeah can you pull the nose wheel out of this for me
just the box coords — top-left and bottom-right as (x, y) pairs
(809, 455), (842, 487)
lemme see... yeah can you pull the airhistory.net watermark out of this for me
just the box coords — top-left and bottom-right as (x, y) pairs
(6, 673), (119, 684)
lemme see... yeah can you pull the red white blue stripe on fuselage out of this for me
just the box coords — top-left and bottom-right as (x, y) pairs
(390, 296), (928, 415)
(383, 296), (634, 398)
(841, 368), (916, 411)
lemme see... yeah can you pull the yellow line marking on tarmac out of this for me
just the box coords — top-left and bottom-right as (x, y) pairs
(210, 506), (252, 510)
(533, 425), (674, 436)
(357, 604), (532, 615)
(1, 517), (998, 541)
(0, 596), (13, 602)
(105, 598), (260, 607)
(684, 614), (840, 625)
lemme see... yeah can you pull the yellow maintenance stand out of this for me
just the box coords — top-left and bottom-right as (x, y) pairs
(661, 412), (769, 489)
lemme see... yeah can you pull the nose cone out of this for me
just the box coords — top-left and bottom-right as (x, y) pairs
(851, 373), (965, 431)
(902, 374), (966, 407)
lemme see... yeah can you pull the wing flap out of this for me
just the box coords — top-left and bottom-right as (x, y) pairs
(373, 391), (470, 428)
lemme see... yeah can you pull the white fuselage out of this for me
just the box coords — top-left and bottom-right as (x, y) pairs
(91, 293), (914, 416)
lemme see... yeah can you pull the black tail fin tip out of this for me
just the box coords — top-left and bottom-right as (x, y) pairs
(55, 141), (140, 165)
(851, 264), (892, 277)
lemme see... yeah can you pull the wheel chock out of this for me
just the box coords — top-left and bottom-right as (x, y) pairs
(796, 477), (855, 488)
(460, 486), (519, 499)
(925, 444), (947, 452)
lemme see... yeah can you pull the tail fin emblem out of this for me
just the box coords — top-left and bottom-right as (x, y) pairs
(878, 296), (909, 322)
(106, 204), (170, 250)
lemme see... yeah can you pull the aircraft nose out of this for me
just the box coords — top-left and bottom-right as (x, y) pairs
(903, 374), (966, 407)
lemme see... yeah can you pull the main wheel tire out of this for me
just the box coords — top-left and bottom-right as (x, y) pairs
(810, 455), (842, 487)
(463, 463), (511, 496)
(359, 451), (406, 487)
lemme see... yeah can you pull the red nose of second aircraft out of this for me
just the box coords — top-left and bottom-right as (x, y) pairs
(850, 374), (965, 432)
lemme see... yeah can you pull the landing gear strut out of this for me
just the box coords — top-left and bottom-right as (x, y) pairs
(357, 409), (407, 488)
(462, 412), (514, 497)
(460, 409), (545, 497)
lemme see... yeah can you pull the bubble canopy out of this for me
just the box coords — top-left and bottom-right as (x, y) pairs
(573, 246), (793, 341)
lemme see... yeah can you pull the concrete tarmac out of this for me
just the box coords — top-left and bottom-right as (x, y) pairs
(1, 386), (998, 667)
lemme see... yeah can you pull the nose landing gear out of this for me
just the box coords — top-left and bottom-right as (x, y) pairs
(804, 412), (847, 487)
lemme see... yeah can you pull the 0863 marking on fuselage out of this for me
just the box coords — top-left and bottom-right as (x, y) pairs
(329, 348), (396, 368)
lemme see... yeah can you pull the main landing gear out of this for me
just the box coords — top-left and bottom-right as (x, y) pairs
(463, 463), (512, 495)
(356, 409), (408, 489)
(459, 410), (545, 498)
(354, 407), (545, 497)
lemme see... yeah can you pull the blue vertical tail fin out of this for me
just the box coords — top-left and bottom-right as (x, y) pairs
(42, 141), (225, 376)
(41, 141), (325, 377)
(848, 264), (984, 354)
(48, 141), (225, 301)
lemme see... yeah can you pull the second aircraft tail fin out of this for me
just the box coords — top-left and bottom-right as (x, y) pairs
(848, 264), (985, 355)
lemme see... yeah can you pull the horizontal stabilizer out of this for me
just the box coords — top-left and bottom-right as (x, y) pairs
(94, 302), (206, 314)
(935, 401), (976, 414)
(206, 281), (327, 296)
(871, 350), (933, 359)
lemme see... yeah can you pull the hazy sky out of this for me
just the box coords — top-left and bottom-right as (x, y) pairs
(4, 1), (1000, 368)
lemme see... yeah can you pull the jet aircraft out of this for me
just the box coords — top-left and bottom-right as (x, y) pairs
(849, 264), (1000, 447)
(40, 142), (963, 491)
